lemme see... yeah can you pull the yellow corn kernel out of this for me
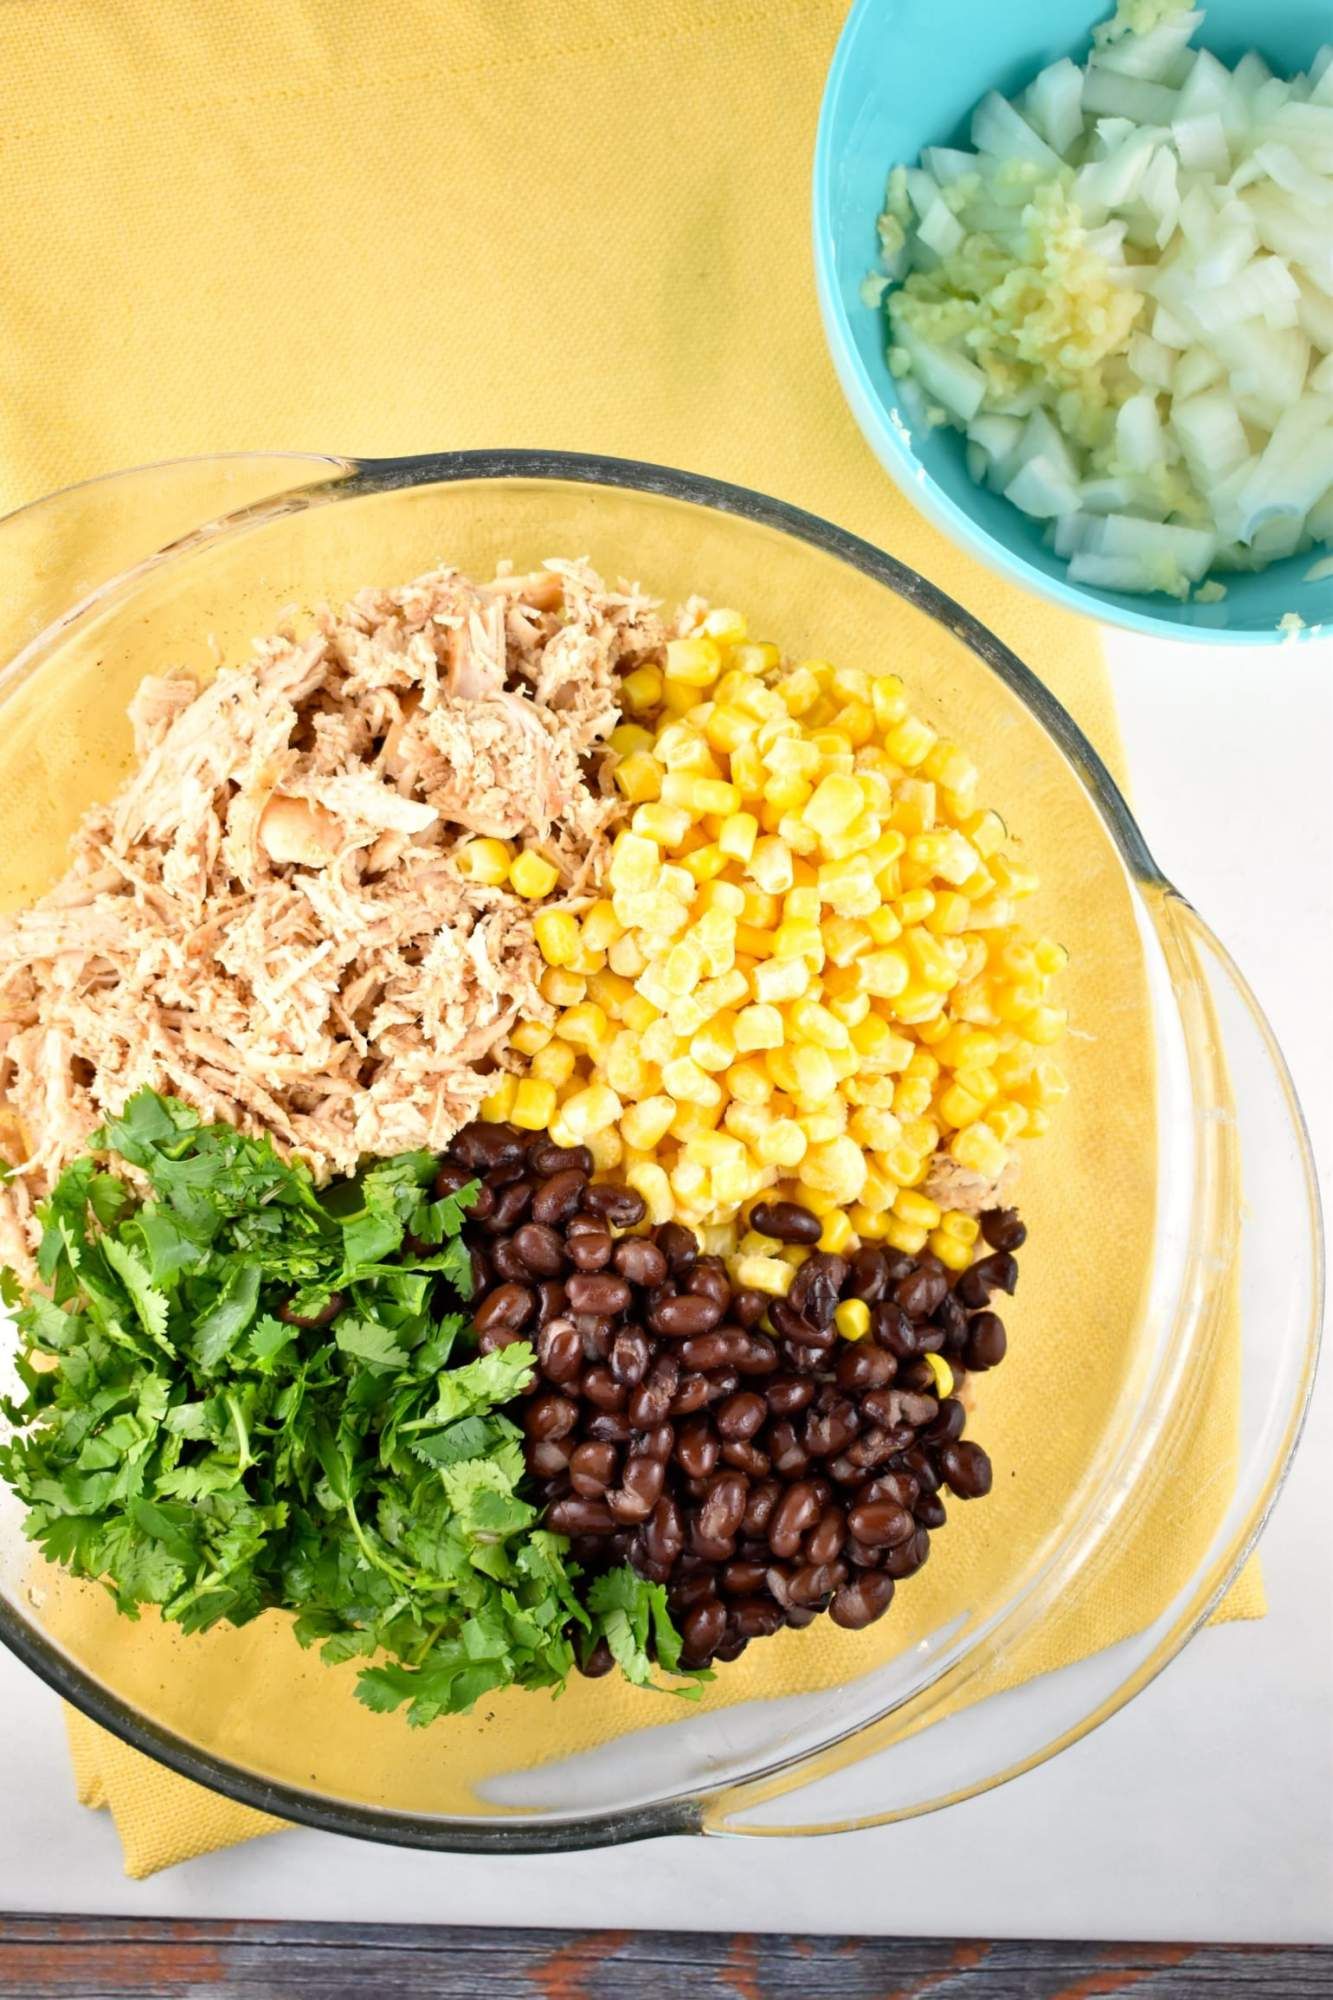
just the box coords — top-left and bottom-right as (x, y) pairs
(924, 1228), (969, 1272)
(560, 1082), (623, 1139)
(722, 1058), (772, 1107)
(661, 1054), (723, 1107)
(540, 967), (587, 1008)
(728, 740), (764, 797)
(871, 674), (908, 729)
(660, 771), (741, 818)
(735, 1002), (785, 1052)
(937, 1082), (986, 1129)
(479, 1074), (518, 1122)
(722, 1100), (771, 1148)
(732, 923), (774, 961)
(510, 849), (561, 899)
(692, 1014), (739, 1073)
(772, 919), (823, 966)
(756, 1118), (806, 1168)
(617, 1097), (672, 1153)
(880, 1142), (925, 1187)
(554, 1001), (609, 1053)
(609, 832), (659, 891)
(816, 857), (879, 917)
(988, 1099), (1029, 1145)
(893, 1188), (941, 1229)
(848, 1105), (903, 1154)
(859, 1164), (894, 1214)
(747, 835), (794, 896)
(862, 949), (910, 1000)
(850, 1203), (892, 1240)
(752, 955), (809, 1005)
(586, 1126), (623, 1172)
(884, 713), (938, 768)
(607, 933), (648, 978)
(665, 635), (723, 687)
(925, 891), (971, 935)
(939, 1211), (980, 1247)
(667, 993), (709, 1038)
(671, 1098), (723, 1142)
(662, 938), (705, 997)
(531, 1040), (577, 1087)
(1020, 1004), (1067, 1047)
(456, 837), (512, 886)
(834, 1295), (870, 1339)
(786, 1046), (835, 1107)
(620, 1159), (669, 1225)
(950, 1120), (1007, 1179)
(533, 908), (580, 968)
(631, 801), (691, 847)
(819, 1210), (857, 1257)
(621, 665), (664, 716)
(882, 1214), (929, 1254)
(698, 883), (747, 923)
(510, 1077), (558, 1131)
(717, 811), (759, 862)
(803, 772), (863, 840)
(510, 1019), (553, 1057)
(919, 1351), (954, 1399)
(733, 1253), (794, 1297)
(788, 999), (850, 1051)
(610, 720), (655, 757)
(800, 1135), (867, 1204)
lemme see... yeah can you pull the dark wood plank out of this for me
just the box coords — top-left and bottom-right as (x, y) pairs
(1, 1919), (1329, 2000)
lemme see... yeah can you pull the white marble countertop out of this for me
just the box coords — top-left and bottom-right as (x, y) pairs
(1, 627), (1329, 1943)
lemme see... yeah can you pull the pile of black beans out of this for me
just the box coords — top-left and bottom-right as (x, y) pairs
(437, 1120), (1024, 1674)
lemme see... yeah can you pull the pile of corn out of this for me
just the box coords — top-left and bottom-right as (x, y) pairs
(473, 610), (1068, 1272)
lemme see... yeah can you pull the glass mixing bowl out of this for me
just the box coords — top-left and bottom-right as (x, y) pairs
(0, 452), (1321, 1848)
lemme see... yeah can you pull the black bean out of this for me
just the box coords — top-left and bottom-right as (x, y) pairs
(749, 1200), (822, 1245)
(582, 1182), (647, 1227)
(451, 1124), (525, 1171)
(941, 1439), (993, 1498)
(655, 1221), (699, 1272)
(524, 1392), (579, 1441)
(716, 1390), (766, 1441)
(675, 1417), (720, 1480)
(732, 1333), (780, 1376)
(609, 1327), (651, 1387)
(536, 1279), (569, 1325)
(742, 1479), (782, 1537)
(844, 1426), (897, 1471)
(830, 1573), (896, 1630)
(702, 1369), (740, 1406)
(608, 1454), (665, 1523)
(643, 1495), (686, 1569)
(566, 1228), (614, 1272)
(489, 1180), (537, 1233)
(771, 1298), (836, 1350)
(680, 1596), (726, 1663)
(768, 1480), (822, 1558)
(980, 1207), (1027, 1251)
(433, 1161), (473, 1200)
(915, 1493), (947, 1529)
(670, 1569), (718, 1613)
(766, 1375), (816, 1416)
(934, 1289), (968, 1348)
(546, 1496), (616, 1535)
(788, 1560), (847, 1607)
(585, 1410), (633, 1443)
(767, 1420), (809, 1478)
(473, 1282), (535, 1331)
(835, 1342), (896, 1393)
(846, 1498), (915, 1548)
(578, 1637), (615, 1678)
(732, 1598), (786, 1639)
(580, 1365), (626, 1412)
(528, 1438), (573, 1479)
(491, 1237), (532, 1283)
(679, 1329), (749, 1371)
(803, 1398), (859, 1458)
(575, 1314), (614, 1360)
(845, 1246), (890, 1304)
(566, 1272), (631, 1316)
(895, 1266), (949, 1318)
(669, 1372), (712, 1416)
(530, 1167), (587, 1225)
(788, 1253), (848, 1329)
(627, 1354), (679, 1427)
(883, 1526), (931, 1577)
(720, 1440), (770, 1477)
(569, 1441), (618, 1495)
(922, 1396), (966, 1445)
(637, 1422), (675, 1462)
(612, 1237), (668, 1287)
(649, 1293), (725, 1338)
(697, 1472), (748, 1544)
(805, 1507), (846, 1565)
(687, 1258), (732, 1308)
(721, 1559), (770, 1597)
(730, 1287), (769, 1328)
(964, 1311), (1007, 1371)
(477, 1325), (525, 1355)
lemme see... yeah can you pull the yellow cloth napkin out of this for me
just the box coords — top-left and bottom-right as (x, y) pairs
(0, 0), (1261, 1878)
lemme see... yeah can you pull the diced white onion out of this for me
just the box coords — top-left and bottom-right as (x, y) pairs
(875, 2), (1333, 597)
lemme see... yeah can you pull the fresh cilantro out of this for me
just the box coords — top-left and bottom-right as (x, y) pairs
(0, 1090), (698, 1719)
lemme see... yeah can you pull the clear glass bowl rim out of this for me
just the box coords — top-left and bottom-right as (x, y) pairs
(0, 447), (1320, 1852)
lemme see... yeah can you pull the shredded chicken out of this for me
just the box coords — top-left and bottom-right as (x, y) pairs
(0, 560), (666, 1265)
(922, 1153), (1018, 1217)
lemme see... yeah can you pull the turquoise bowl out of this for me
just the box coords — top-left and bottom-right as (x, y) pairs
(814, 0), (1333, 644)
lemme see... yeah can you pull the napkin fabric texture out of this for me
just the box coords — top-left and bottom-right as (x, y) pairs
(0, 0), (1261, 1877)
